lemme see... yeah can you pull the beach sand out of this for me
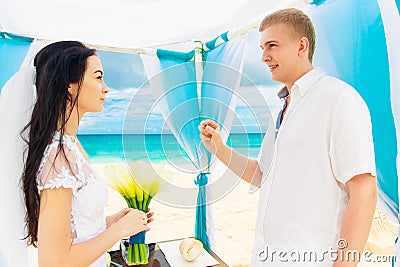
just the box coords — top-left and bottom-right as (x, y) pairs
(97, 163), (258, 266)
(94, 163), (397, 267)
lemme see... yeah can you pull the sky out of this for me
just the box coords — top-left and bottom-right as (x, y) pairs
(0, 27), (282, 135)
(0, 0), (298, 135)
(78, 29), (282, 135)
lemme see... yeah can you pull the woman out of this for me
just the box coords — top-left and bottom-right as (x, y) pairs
(21, 41), (152, 266)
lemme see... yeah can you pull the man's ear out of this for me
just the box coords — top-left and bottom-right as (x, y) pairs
(298, 37), (309, 58)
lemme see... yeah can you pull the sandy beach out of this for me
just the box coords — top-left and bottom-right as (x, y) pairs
(94, 162), (398, 267)
(97, 162), (258, 266)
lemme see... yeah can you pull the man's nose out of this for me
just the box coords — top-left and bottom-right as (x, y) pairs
(262, 51), (271, 62)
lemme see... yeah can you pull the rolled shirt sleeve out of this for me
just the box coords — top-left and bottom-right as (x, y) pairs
(329, 90), (376, 184)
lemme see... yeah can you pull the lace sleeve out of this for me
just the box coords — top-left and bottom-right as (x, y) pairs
(37, 142), (84, 192)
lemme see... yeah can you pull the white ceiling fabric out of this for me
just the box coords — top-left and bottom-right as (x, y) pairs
(0, 0), (302, 50)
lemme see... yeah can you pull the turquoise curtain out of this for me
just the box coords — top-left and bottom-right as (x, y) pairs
(305, 0), (398, 216)
(141, 36), (246, 249)
(0, 34), (32, 92)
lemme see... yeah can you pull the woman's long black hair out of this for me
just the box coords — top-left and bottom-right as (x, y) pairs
(22, 41), (96, 246)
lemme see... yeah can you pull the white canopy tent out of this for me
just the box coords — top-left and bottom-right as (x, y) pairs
(0, 0), (303, 52)
(1, 0), (400, 266)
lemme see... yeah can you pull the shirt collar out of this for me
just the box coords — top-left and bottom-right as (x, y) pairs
(276, 68), (324, 99)
(293, 68), (324, 98)
(277, 86), (289, 99)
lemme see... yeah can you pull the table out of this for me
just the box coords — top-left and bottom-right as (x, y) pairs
(109, 238), (229, 267)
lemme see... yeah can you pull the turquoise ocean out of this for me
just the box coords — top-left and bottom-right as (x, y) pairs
(79, 133), (265, 164)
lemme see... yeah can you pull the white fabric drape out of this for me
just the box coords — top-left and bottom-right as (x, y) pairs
(0, 43), (43, 267)
(377, 0), (400, 265)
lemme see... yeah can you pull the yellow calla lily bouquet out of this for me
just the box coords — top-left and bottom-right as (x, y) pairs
(104, 161), (162, 265)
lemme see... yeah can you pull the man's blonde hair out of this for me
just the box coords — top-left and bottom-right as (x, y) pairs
(259, 8), (316, 62)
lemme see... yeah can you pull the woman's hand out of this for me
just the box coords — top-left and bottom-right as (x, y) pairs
(145, 208), (154, 224)
(106, 208), (131, 228)
(107, 208), (154, 228)
(106, 208), (154, 228)
(112, 208), (155, 238)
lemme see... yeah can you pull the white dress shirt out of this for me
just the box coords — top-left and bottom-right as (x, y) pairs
(252, 69), (376, 266)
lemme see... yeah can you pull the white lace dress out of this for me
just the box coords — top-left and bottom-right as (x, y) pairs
(36, 132), (108, 267)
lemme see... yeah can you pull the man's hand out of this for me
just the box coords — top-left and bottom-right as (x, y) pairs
(198, 119), (262, 186)
(198, 119), (224, 155)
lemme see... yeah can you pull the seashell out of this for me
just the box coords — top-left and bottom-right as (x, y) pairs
(179, 238), (203, 262)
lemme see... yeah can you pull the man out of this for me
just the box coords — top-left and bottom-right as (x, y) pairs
(199, 8), (377, 266)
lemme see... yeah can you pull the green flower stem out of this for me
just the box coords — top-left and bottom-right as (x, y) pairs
(143, 191), (149, 210)
(144, 196), (152, 210)
(141, 244), (148, 263)
(139, 244), (145, 263)
(127, 244), (133, 263)
(124, 197), (138, 209)
(134, 244), (139, 263)
(126, 244), (148, 264)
